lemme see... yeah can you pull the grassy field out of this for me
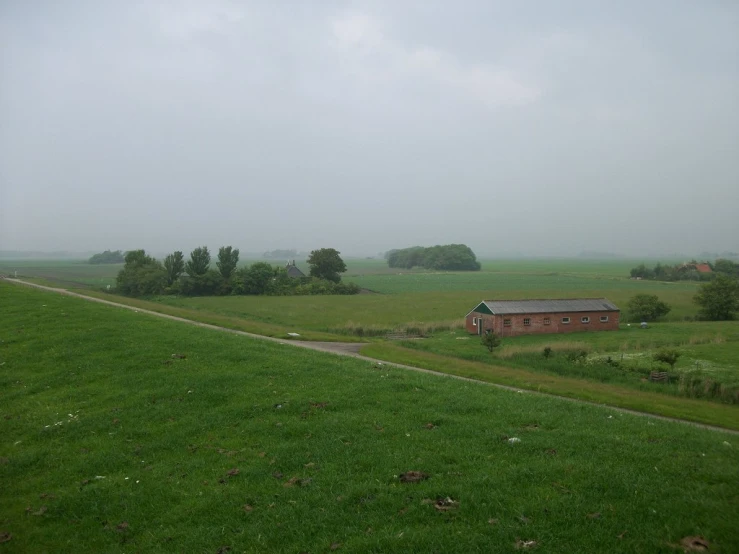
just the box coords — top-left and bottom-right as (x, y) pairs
(0, 260), (122, 288)
(2, 283), (739, 553)
(1, 258), (702, 329)
(4, 257), (735, 412)
(22, 288), (734, 428)
(146, 279), (699, 335)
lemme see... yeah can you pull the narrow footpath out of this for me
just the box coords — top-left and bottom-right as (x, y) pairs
(5, 278), (738, 436)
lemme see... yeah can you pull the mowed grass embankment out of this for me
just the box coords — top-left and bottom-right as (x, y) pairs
(2, 283), (739, 552)
(69, 288), (363, 343)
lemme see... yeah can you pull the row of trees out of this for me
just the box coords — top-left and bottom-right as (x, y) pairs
(115, 247), (358, 298)
(386, 244), (481, 271)
(629, 259), (739, 282)
(626, 274), (739, 322)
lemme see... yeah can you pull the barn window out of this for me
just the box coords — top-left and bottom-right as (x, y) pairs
(472, 317), (478, 325)
(503, 319), (512, 327)
(581, 316), (590, 324)
(562, 317), (571, 324)
(600, 316), (609, 323)
(523, 318), (531, 326)
(543, 318), (551, 325)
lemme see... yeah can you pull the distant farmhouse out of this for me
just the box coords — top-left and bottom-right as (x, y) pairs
(466, 298), (620, 337)
(285, 260), (305, 278)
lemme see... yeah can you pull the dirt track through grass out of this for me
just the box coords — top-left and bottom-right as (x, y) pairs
(5, 278), (737, 435)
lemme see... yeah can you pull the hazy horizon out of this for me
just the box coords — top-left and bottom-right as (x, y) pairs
(1, 1), (738, 257)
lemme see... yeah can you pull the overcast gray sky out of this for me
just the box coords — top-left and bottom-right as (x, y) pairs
(1, 0), (737, 257)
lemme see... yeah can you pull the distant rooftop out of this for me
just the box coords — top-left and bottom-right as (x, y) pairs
(285, 260), (306, 278)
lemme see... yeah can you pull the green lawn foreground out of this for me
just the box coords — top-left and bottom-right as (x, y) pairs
(1, 283), (738, 553)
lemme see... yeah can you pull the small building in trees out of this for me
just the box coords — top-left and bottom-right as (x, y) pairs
(466, 298), (620, 337)
(285, 260), (305, 278)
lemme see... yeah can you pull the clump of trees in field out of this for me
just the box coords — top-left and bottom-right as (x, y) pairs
(88, 250), (124, 264)
(626, 294), (672, 322)
(386, 244), (481, 271)
(629, 259), (739, 282)
(115, 246), (358, 298)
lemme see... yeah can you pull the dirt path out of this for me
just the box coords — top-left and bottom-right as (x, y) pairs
(5, 278), (738, 435)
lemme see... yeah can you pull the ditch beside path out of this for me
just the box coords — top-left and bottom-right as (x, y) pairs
(5, 278), (738, 436)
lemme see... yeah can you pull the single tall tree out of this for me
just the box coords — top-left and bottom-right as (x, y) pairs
(163, 251), (185, 286)
(185, 246), (211, 277)
(216, 246), (240, 279)
(307, 248), (347, 283)
(694, 275), (739, 320)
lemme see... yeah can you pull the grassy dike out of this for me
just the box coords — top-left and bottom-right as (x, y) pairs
(59, 288), (362, 343)
(1, 282), (738, 553)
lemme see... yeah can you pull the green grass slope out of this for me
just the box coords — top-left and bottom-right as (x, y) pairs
(1, 282), (738, 553)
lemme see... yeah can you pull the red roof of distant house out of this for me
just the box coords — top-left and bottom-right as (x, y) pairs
(695, 264), (712, 273)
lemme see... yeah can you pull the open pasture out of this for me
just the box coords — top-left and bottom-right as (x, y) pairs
(0, 260), (121, 289)
(1, 283), (738, 553)
(148, 279), (698, 337)
(1, 257), (702, 331)
(150, 266), (700, 335)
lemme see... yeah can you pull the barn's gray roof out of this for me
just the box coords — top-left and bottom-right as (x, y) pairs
(478, 298), (619, 315)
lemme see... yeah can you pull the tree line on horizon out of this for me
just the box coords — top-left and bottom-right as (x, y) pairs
(88, 250), (124, 264)
(629, 259), (739, 282)
(386, 244), (481, 271)
(115, 246), (359, 298)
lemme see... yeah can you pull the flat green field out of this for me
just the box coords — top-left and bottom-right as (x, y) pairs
(2, 283), (738, 553)
(0, 260), (122, 288)
(1, 257), (702, 328)
(104, 257), (700, 333)
(137, 283), (696, 338)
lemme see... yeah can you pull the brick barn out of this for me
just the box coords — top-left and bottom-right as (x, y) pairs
(465, 298), (620, 337)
